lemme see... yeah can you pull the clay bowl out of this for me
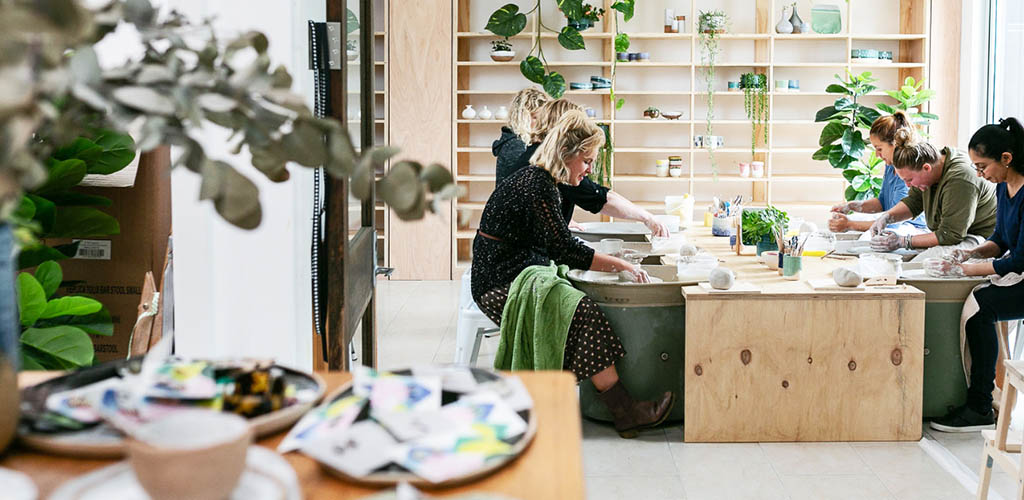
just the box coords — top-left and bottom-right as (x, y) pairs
(490, 52), (515, 62)
(661, 111), (683, 120)
(126, 411), (253, 500)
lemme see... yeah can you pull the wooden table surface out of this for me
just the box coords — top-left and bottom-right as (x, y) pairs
(3, 371), (584, 500)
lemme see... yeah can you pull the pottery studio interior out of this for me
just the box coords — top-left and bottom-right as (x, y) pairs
(1, 0), (1023, 499)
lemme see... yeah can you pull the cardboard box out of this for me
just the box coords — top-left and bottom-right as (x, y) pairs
(55, 147), (172, 362)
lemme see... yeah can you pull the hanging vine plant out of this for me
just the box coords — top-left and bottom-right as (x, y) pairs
(740, 72), (768, 159)
(698, 10), (728, 171)
(486, 0), (635, 99)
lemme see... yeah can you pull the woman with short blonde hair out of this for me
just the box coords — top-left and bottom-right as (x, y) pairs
(472, 109), (674, 439)
(494, 88), (549, 184)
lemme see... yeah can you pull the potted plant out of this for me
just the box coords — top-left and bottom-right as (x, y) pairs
(346, 39), (358, 61)
(565, 2), (605, 31)
(643, 106), (661, 119)
(741, 206), (789, 255)
(740, 72), (769, 159)
(490, 39), (515, 62)
(698, 10), (728, 34)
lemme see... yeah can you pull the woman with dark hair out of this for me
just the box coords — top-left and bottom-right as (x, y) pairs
(866, 120), (998, 261)
(929, 117), (1024, 432)
(829, 112), (927, 233)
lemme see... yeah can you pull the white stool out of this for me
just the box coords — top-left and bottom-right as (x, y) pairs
(454, 268), (500, 366)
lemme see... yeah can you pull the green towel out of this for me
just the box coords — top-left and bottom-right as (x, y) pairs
(494, 262), (586, 372)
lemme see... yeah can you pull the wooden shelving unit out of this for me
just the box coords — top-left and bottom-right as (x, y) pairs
(451, 0), (931, 276)
(347, 0), (390, 270)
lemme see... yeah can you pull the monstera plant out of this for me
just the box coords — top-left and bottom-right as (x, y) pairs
(0, 0), (458, 229)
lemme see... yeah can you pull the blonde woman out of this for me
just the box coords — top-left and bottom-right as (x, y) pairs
(868, 128), (997, 260)
(493, 87), (549, 183)
(472, 110), (674, 438)
(502, 97), (669, 236)
(829, 112), (927, 233)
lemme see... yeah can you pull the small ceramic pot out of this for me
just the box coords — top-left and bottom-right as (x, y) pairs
(616, 52), (629, 62)
(756, 236), (778, 256)
(669, 167), (683, 178)
(567, 18), (594, 31)
(763, 250), (780, 270)
(478, 106), (493, 120)
(644, 109), (661, 119)
(346, 50), (358, 62)
(783, 255), (803, 280)
(638, 52), (650, 61)
(728, 81), (739, 90)
(789, 79), (800, 90)
(656, 163), (669, 177)
(628, 53), (639, 61)
(751, 161), (765, 178)
(490, 50), (515, 62)
(585, 107), (597, 118)
(495, 105), (509, 121)
(461, 105), (476, 120)
(738, 162), (751, 178)
(776, 79), (789, 91)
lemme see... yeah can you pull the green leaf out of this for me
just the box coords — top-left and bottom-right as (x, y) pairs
(876, 103), (897, 114)
(200, 160), (262, 230)
(841, 128), (865, 156)
(520, 56), (545, 84)
(45, 192), (113, 207)
(40, 296), (103, 320)
(17, 273), (47, 327)
(49, 207), (120, 238)
(557, 0), (584, 20)
(53, 138), (103, 170)
(486, 4), (528, 37)
(20, 349), (47, 370)
(614, 32), (630, 53)
(558, 26), (586, 50)
(811, 145), (835, 160)
(36, 159), (87, 195)
(829, 147), (850, 168)
(543, 72), (567, 99)
(112, 86), (176, 116)
(842, 168), (860, 182)
(20, 326), (94, 368)
(851, 174), (871, 191)
(918, 112), (939, 120)
(35, 261), (62, 299)
(615, 98), (625, 110)
(825, 84), (849, 94)
(814, 106), (839, 122)
(35, 307), (114, 337)
(13, 196), (35, 221)
(834, 97), (854, 110)
(859, 106), (882, 125)
(27, 195), (56, 234)
(611, 0), (635, 21)
(845, 185), (859, 201)
(819, 122), (846, 146)
(346, 8), (359, 34)
(17, 243), (78, 271)
(89, 130), (136, 175)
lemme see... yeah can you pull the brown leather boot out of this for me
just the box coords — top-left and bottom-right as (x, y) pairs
(597, 380), (675, 438)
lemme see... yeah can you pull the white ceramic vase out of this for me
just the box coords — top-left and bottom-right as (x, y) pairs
(478, 106), (493, 120)
(461, 105), (477, 120)
(775, 7), (793, 34)
(494, 106), (509, 120)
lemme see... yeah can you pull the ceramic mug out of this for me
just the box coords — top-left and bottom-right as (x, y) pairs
(656, 160), (669, 177)
(751, 161), (765, 178)
(669, 167), (683, 177)
(783, 255), (802, 280)
(738, 162), (751, 177)
(763, 250), (780, 270)
(776, 79), (788, 91)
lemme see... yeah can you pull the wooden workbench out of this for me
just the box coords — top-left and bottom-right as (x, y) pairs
(2, 371), (584, 500)
(681, 227), (926, 442)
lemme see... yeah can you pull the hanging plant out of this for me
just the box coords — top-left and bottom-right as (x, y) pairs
(740, 73), (768, 159)
(486, 0), (635, 98)
(698, 10), (728, 172)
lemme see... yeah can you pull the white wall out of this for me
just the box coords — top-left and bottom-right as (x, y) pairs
(163, 0), (323, 369)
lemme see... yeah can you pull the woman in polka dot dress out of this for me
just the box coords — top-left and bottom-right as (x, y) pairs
(471, 110), (674, 438)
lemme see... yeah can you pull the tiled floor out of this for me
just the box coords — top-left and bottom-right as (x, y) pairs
(368, 280), (1011, 500)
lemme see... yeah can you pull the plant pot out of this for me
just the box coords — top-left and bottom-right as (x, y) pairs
(567, 18), (593, 31)
(643, 109), (661, 119)
(756, 236), (778, 256)
(346, 50), (358, 62)
(490, 50), (515, 62)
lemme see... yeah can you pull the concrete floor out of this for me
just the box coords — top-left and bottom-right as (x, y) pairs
(364, 279), (1013, 500)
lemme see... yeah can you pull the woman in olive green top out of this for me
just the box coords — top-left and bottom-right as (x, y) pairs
(869, 128), (997, 261)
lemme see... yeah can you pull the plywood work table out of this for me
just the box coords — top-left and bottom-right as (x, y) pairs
(680, 227), (926, 442)
(4, 371), (584, 500)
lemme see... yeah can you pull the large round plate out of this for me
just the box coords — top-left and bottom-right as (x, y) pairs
(18, 361), (325, 458)
(316, 367), (537, 489)
(571, 222), (651, 242)
(49, 446), (300, 500)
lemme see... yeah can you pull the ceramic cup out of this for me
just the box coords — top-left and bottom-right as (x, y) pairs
(655, 159), (669, 177)
(669, 167), (682, 177)
(783, 255), (802, 280)
(789, 79), (800, 89)
(127, 411), (253, 500)
(616, 52), (629, 61)
(738, 162), (750, 177)
(601, 238), (624, 255)
(585, 107), (597, 118)
(776, 79), (788, 91)
(763, 250), (780, 270)
(728, 81), (739, 90)
(751, 161), (765, 178)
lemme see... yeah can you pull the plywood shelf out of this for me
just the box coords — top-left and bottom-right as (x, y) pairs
(457, 61), (611, 67)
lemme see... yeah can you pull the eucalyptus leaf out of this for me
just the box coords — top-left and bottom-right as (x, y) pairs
(200, 160), (262, 230)
(68, 46), (101, 86)
(350, 163), (374, 200)
(17, 272), (47, 326)
(35, 261), (62, 299)
(20, 326), (94, 368)
(280, 119), (328, 167)
(135, 64), (175, 85)
(226, 31), (269, 55)
(112, 86), (176, 116)
(485, 4), (527, 37)
(378, 161), (423, 213)
(197, 93), (238, 113)
(421, 163), (453, 193)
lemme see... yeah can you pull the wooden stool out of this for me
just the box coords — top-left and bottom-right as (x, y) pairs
(978, 359), (1024, 499)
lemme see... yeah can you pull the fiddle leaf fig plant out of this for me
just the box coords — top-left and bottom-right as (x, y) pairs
(17, 261), (112, 370)
(1, 0), (459, 230)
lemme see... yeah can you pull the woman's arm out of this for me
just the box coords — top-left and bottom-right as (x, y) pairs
(599, 191), (669, 237)
(832, 198), (884, 214)
(961, 261), (997, 277)
(868, 202), (914, 235)
(591, 252), (650, 282)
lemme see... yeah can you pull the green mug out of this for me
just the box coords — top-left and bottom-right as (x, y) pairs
(783, 255), (802, 280)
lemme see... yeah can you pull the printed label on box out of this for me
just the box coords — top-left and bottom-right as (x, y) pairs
(73, 240), (112, 260)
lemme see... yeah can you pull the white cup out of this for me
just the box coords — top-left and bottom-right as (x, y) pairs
(601, 238), (624, 255)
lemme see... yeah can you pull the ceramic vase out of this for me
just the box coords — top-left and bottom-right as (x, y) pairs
(494, 106), (509, 121)
(461, 105), (476, 120)
(789, 6), (806, 33)
(775, 6), (793, 34)
(478, 106), (493, 120)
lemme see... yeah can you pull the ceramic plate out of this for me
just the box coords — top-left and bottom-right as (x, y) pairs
(0, 467), (38, 500)
(574, 222), (650, 234)
(315, 367), (537, 489)
(49, 446), (299, 500)
(18, 361), (325, 458)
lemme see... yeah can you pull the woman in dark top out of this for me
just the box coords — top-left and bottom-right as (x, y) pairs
(493, 88), (547, 182)
(473, 110), (674, 438)
(493, 95), (669, 236)
(929, 118), (1024, 433)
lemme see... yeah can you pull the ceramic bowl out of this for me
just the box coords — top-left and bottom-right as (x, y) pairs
(490, 51), (515, 62)
(661, 111), (683, 120)
(127, 411), (253, 500)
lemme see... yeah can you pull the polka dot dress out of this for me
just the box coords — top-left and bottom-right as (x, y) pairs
(470, 166), (626, 382)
